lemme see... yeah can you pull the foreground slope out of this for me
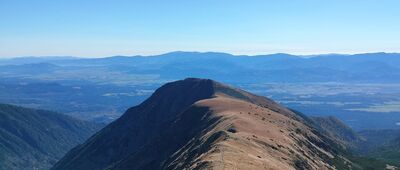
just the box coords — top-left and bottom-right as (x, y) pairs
(0, 104), (101, 170)
(54, 78), (373, 170)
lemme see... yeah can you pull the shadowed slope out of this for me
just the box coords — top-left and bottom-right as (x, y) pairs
(0, 104), (101, 170)
(311, 116), (365, 150)
(53, 78), (216, 170)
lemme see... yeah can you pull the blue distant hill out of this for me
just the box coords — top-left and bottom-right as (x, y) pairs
(2, 52), (398, 83)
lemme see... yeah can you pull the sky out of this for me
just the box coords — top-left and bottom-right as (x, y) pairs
(1, 0), (400, 57)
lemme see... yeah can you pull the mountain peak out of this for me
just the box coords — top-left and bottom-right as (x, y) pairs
(148, 78), (287, 114)
(54, 78), (343, 170)
(182, 77), (213, 82)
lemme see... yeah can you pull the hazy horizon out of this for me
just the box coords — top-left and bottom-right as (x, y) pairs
(1, 51), (399, 59)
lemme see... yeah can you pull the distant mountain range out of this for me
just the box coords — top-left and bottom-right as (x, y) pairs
(52, 78), (398, 170)
(0, 104), (101, 170)
(1, 52), (400, 83)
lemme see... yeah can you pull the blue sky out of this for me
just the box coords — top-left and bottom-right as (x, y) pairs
(1, 0), (399, 57)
